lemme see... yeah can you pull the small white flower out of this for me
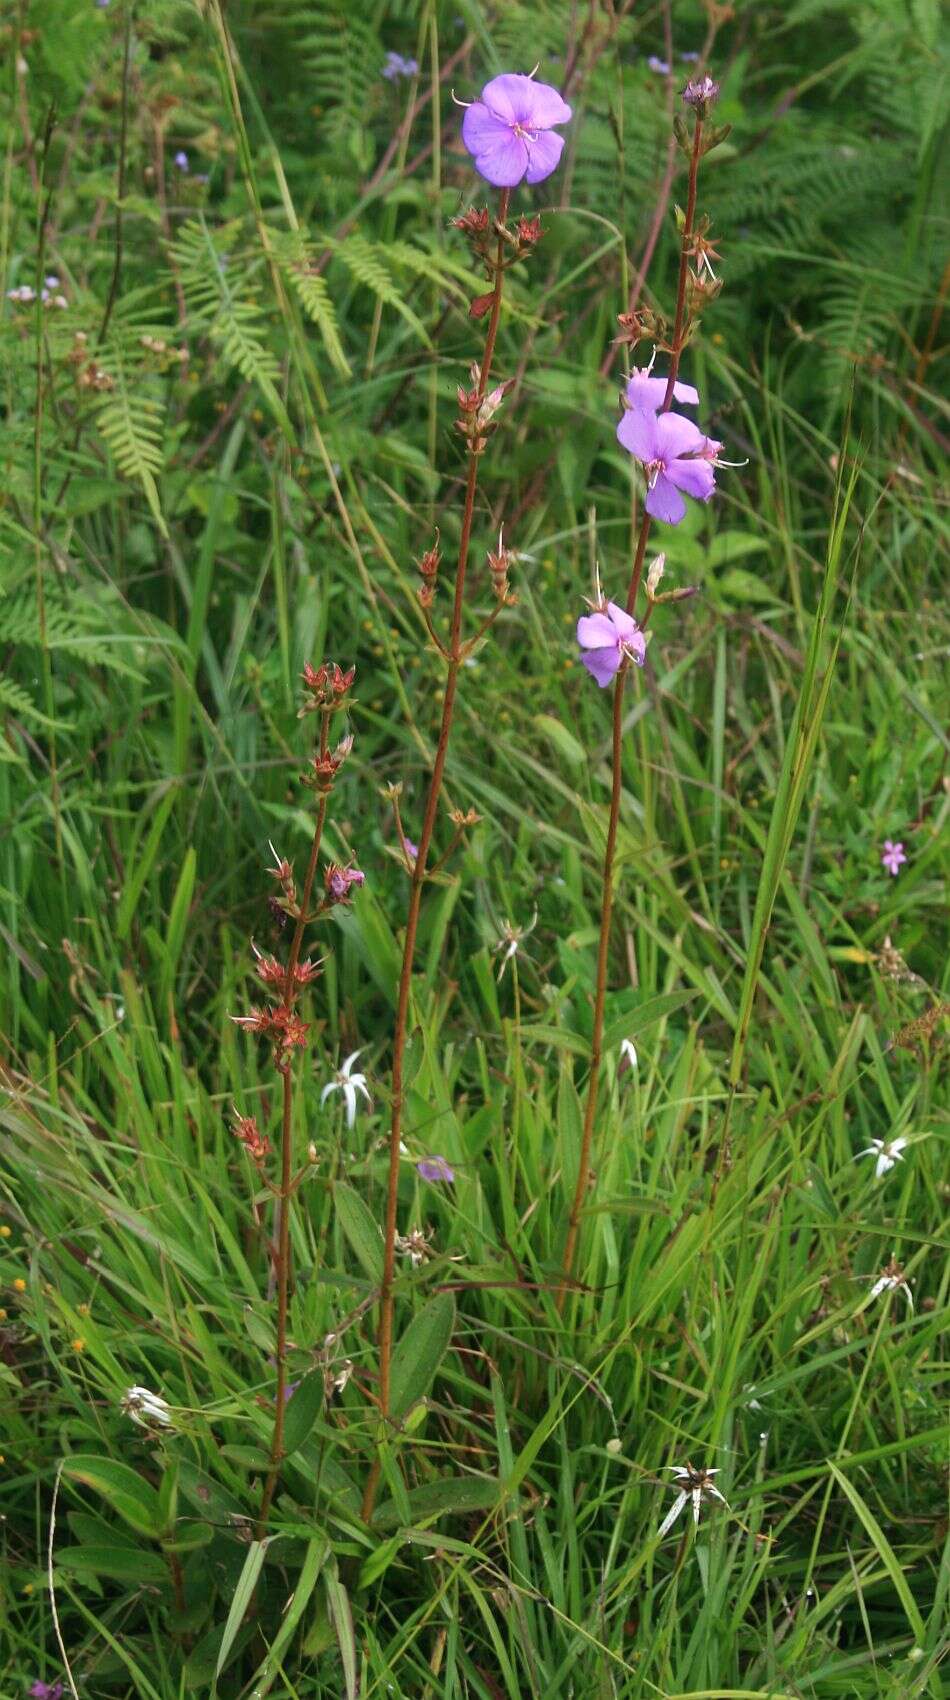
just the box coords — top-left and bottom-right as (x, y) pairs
(657, 1461), (728, 1540)
(619, 1037), (638, 1072)
(854, 1136), (907, 1180)
(867, 1255), (914, 1312)
(395, 1226), (434, 1267)
(492, 913), (537, 981)
(320, 1049), (371, 1128)
(121, 1385), (173, 1429)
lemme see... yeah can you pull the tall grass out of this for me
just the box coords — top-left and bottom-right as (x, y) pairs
(1, 2), (947, 1697)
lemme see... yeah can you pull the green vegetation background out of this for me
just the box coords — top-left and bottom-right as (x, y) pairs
(0, 2), (947, 1698)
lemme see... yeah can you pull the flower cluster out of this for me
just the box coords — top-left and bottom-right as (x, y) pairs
(382, 51), (418, 82)
(231, 1109), (271, 1163)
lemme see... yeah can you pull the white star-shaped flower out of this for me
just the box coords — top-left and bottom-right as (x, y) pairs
(657, 1462), (728, 1540)
(320, 1050), (371, 1128)
(854, 1136), (907, 1179)
(121, 1386), (173, 1429)
(867, 1255), (914, 1312)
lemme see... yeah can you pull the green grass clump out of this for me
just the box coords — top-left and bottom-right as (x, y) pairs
(0, 2), (947, 1696)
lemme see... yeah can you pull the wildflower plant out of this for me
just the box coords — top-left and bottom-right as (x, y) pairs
(562, 72), (733, 1289)
(229, 658), (358, 1531)
(365, 66), (572, 1522)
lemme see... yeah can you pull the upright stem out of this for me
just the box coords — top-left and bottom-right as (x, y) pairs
(257, 714), (330, 1535)
(363, 188), (511, 1523)
(560, 117), (704, 1295)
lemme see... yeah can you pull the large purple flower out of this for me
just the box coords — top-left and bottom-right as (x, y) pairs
(616, 407), (715, 525)
(577, 602), (646, 688)
(625, 366), (699, 412)
(461, 73), (572, 188)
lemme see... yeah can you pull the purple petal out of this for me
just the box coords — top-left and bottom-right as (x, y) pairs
(654, 411), (706, 459)
(464, 124), (530, 187)
(481, 74), (571, 129)
(577, 611), (620, 649)
(462, 101), (513, 155)
(645, 473), (686, 525)
(626, 370), (699, 412)
(667, 457), (715, 501)
(626, 629), (647, 665)
(417, 1155), (454, 1183)
(605, 602), (639, 642)
(523, 128), (566, 184)
(581, 647), (621, 687)
(617, 405), (658, 463)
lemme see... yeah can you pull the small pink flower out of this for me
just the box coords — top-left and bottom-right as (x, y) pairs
(577, 602), (646, 688)
(616, 406), (715, 525)
(880, 840), (907, 877)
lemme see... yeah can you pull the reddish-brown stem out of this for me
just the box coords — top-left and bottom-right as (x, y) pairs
(560, 114), (705, 1296)
(257, 712), (331, 1535)
(362, 188), (511, 1524)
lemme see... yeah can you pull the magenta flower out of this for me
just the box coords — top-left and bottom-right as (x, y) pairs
(29, 1685), (64, 1700)
(625, 366), (699, 413)
(461, 73), (572, 188)
(880, 840), (907, 877)
(577, 602), (646, 688)
(616, 407), (715, 525)
(416, 1155), (454, 1183)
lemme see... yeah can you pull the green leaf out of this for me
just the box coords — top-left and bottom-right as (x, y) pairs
(55, 1545), (170, 1584)
(324, 1558), (358, 1700)
(335, 1182), (384, 1282)
(389, 1292), (456, 1422)
(65, 1455), (163, 1538)
(282, 1368), (326, 1456)
(827, 1461), (927, 1644)
(372, 1474), (500, 1531)
(214, 1540), (268, 1683)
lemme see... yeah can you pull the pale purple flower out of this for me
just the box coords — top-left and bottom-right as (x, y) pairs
(402, 835), (419, 860)
(683, 75), (720, 111)
(647, 56), (671, 74)
(680, 52), (700, 63)
(382, 51), (419, 81)
(44, 274), (60, 289)
(173, 150), (189, 172)
(29, 1685), (64, 1700)
(577, 602), (646, 687)
(625, 365), (699, 413)
(880, 840), (907, 877)
(416, 1155), (454, 1183)
(616, 407), (715, 525)
(461, 72), (572, 188)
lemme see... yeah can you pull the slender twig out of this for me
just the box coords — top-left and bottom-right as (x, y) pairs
(362, 188), (512, 1524)
(560, 115), (705, 1295)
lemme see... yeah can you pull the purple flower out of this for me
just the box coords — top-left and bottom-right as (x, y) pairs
(29, 1685), (64, 1700)
(577, 602), (646, 688)
(402, 835), (419, 860)
(625, 366), (699, 413)
(325, 863), (365, 903)
(173, 150), (189, 172)
(683, 75), (720, 112)
(647, 56), (671, 74)
(382, 51), (419, 81)
(416, 1155), (455, 1183)
(461, 72), (572, 188)
(680, 51), (700, 63)
(880, 840), (907, 877)
(616, 406), (715, 525)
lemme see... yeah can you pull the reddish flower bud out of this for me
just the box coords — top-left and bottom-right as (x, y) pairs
(516, 213), (542, 246)
(452, 206), (490, 238)
(231, 1109), (270, 1162)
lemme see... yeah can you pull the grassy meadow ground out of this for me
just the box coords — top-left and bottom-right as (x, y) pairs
(1, 2), (948, 1696)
